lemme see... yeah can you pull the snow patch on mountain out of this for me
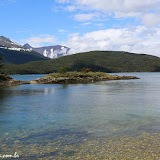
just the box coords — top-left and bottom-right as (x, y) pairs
(8, 47), (32, 52)
(23, 44), (70, 59)
(0, 36), (32, 52)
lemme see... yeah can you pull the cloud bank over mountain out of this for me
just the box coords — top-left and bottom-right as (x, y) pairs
(4, 0), (160, 57)
(54, 0), (160, 57)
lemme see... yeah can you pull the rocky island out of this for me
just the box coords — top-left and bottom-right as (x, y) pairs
(30, 71), (139, 84)
(0, 72), (139, 86)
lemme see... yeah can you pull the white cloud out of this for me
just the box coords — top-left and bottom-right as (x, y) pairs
(53, 1), (160, 57)
(81, 22), (92, 26)
(66, 5), (76, 12)
(81, 22), (105, 29)
(114, 11), (142, 18)
(94, 23), (105, 29)
(74, 13), (100, 21)
(142, 13), (160, 27)
(56, 0), (160, 26)
(58, 29), (66, 33)
(55, 0), (70, 3)
(74, 0), (160, 13)
(64, 26), (160, 57)
(21, 35), (56, 47)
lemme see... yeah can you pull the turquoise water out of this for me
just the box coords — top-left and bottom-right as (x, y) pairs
(1, 73), (160, 159)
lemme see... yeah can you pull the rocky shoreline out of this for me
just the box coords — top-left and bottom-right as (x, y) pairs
(0, 73), (30, 86)
(0, 79), (29, 86)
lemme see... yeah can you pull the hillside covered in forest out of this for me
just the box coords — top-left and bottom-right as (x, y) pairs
(0, 48), (49, 64)
(3, 51), (160, 74)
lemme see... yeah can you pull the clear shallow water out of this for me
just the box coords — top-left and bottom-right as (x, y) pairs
(1, 73), (160, 159)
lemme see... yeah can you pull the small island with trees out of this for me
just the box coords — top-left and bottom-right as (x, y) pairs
(30, 67), (139, 84)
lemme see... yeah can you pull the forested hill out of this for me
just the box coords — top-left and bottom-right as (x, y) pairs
(0, 48), (49, 64)
(3, 51), (160, 74)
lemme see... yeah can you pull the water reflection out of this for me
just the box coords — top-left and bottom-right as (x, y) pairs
(0, 87), (6, 102)
(3, 85), (57, 97)
(0, 87), (6, 114)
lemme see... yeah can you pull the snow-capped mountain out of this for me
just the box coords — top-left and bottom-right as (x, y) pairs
(0, 36), (70, 59)
(23, 44), (70, 59)
(0, 36), (32, 52)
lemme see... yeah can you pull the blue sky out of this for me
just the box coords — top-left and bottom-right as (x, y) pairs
(1, 0), (160, 57)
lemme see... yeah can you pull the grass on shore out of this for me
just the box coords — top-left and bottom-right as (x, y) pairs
(45, 71), (109, 78)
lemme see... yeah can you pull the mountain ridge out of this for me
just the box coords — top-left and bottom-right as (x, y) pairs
(0, 36), (70, 59)
(0, 48), (49, 65)
(0, 35), (70, 64)
(0, 36), (32, 52)
(0, 36), (50, 64)
(3, 51), (160, 74)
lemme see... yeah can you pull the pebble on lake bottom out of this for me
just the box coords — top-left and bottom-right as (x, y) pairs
(1, 132), (160, 159)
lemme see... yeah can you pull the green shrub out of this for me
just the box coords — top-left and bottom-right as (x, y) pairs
(58, 66), (68, 74)
(0, 74), (11, 82)
(47, 71), (108, 78)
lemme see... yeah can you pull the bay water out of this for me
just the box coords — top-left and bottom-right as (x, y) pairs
(0, 73), (160, 159)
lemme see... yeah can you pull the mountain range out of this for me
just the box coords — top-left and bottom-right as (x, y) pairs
(0, 36), (31, 52)
(0, 36), (49, 64)
(23, 43), (70, 59)
(1, 35), (160, 75)
(0, 36), (70, 60)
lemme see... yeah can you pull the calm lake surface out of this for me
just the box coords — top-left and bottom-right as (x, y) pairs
(0, 73), (160, 159)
